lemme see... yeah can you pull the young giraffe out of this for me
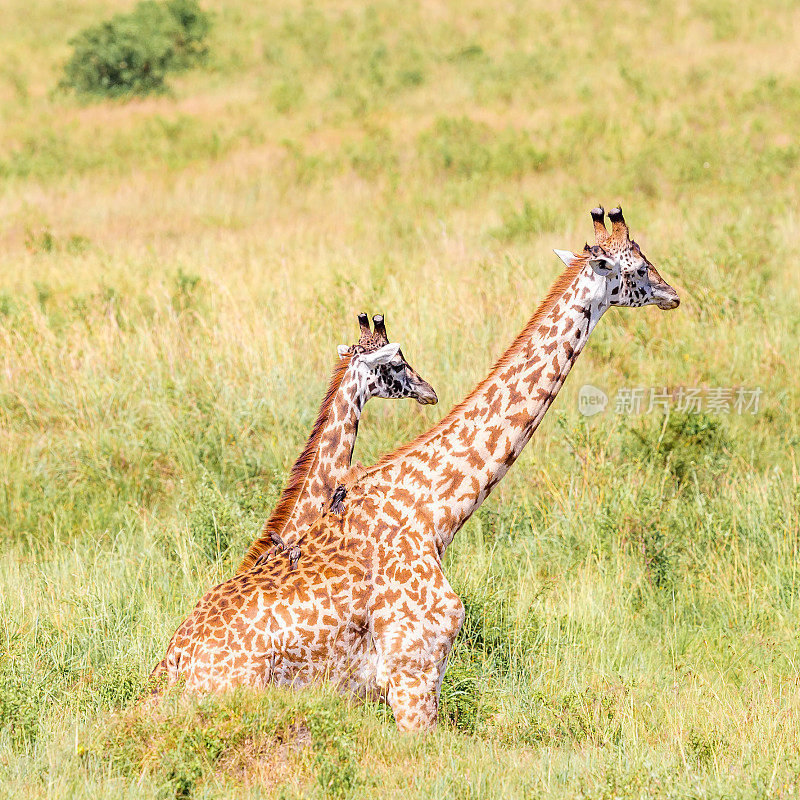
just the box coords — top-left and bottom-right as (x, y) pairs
(152, 208), (679, 731)
(237, 312), (438, 574)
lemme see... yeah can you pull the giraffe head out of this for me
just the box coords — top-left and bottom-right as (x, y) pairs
(337, 313), (438, 405)
(554, 207), (679, 310)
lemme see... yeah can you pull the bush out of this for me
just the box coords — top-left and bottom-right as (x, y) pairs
(61, 0), (211, 99)
(439, 655), (483, 733)
(623, 411), (733, 486)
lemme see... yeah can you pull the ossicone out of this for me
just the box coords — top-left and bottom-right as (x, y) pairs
(608, 206), (630, 244)
(372, 314), (388, 343)
(590, 206), (609, 246)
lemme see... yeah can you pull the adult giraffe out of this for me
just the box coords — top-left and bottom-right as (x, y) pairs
(151, 207), (679, 731)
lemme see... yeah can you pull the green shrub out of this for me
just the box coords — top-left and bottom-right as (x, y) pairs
(305, 702), (362, 799)
(0, 674), (40, 752)
(456, 584), (541, 677)
(686, 727), (727, 768)
(89, 694), (266, 797)
(517, 687), (625, 747)
(623, 411), (733, 486)
(61, 0), (211, 99)
(0, 293), (18, 318)
(88, 660), (143, 711)
(171, 266), (203, 313)
(440, 581), (542, 733)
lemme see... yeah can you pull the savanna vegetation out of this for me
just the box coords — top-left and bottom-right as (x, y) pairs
(1, 0), (799, 797)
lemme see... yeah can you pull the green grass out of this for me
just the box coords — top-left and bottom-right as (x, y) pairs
(1, 0), (799, 797)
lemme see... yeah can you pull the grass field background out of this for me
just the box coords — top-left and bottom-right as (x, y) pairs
(1, 0), (799, 797)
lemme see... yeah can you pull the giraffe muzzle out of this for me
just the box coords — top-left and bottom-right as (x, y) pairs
(652, 283), (680, 310)
(413, 381), (439, 405)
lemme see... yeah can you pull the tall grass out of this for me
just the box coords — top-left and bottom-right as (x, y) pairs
(1, 0), (799, 797)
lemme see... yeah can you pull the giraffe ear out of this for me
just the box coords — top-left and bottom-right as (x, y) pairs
(337, 345), (350, 358)
(360, 342), (401, 368)
(553, 249), (577, 267)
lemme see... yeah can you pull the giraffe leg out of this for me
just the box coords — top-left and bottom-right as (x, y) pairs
(373, 567), (465, 732)
(386, 661), (446, 732)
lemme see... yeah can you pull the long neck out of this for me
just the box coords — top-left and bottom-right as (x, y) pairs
(309, 370), (369, 494)
(376, 259), (608, 551)
(237, 357), (368, 572)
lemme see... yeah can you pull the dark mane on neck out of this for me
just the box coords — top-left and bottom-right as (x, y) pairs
(237, 354), (352, 573)
(372, 256), (587, 470)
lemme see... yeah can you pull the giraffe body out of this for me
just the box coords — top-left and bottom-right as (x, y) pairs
(153, 208), (679, 730)
(159, 495), (463, 730)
